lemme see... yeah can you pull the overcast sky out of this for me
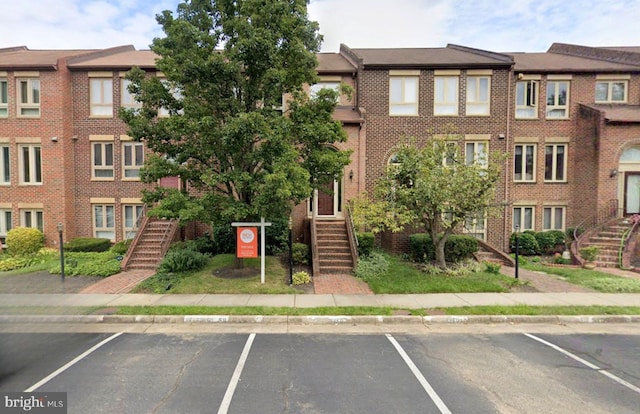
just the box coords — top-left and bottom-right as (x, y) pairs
(2, 0), (639, 53)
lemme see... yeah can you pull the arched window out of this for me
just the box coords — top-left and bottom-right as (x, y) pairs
(620, 146), (640, 162)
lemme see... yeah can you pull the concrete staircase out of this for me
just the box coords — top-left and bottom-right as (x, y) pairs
(315, 220), (354, 275)
(582, 219), (630, 268)
(122, 219), (176, 271)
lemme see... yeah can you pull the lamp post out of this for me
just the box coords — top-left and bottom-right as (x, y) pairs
(57, 223), (65, 282)
(288, 216), (293, 285)
(514, 225), (520, 280)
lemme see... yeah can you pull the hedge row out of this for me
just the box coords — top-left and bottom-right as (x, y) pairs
(509, 230), (566, 256)
(408, 233), (479, 263)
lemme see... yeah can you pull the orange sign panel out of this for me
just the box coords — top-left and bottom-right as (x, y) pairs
(236, 227), (258, 258)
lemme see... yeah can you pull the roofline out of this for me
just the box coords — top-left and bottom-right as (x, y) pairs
(549, 43), (640, 67)
(446, 44), (514, 64)
(67, 45), (137, 66)
(0, 46), (29, 53)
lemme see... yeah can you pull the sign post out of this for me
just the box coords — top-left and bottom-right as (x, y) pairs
(232, 217), (272, 284)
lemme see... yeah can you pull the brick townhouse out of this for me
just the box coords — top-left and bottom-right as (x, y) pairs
(2, 42), (640, 262)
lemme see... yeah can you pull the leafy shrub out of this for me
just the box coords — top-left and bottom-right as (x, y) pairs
(534, 231), (558, 254)
(49, 251), (121, 277)
(409, 233), (478, 263)
(484, 262), (502, 274)
(579, 246), (600, 262)
(566, 227), (584, 241)
(6, 227), (44, 256)
(292, 242), (310, 265)
(111, 239), (132, 255)
(158, 249), (209, 273)
(408, 234), (435, 262)
(192, 233), (215, 254)
(510, 232), (540, 255)
(546, 230), (566, 247)
(264, 217), (289, 255)
(354, 252), (389, 281)
(292, 271), (311, 285)
(212, 223), (235, 254)
(64, 237), (111, 253)
(0, 256), (30, 271)
(356, 232), (374, 257)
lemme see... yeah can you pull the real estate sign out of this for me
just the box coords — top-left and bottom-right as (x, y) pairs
(236, 227), (258, 258)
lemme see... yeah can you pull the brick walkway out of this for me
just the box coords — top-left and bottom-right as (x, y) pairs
(313, 273), (373, 295)
(78, 270), (155, 294)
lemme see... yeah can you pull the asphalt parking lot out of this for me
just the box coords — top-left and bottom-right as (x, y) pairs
(1, 329), (638, 413)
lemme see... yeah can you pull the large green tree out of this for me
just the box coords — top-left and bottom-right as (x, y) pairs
(373, 135), (504, 268)
(119, 0), (351, 226)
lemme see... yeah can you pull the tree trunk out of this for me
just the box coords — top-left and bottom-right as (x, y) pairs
(434, 235), (447, 269)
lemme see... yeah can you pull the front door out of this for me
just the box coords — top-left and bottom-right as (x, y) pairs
(624, 172), (640, 215)
(317, 183), (335, 216)
(310, 178), (343, 218)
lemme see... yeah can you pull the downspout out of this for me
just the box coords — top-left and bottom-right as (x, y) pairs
(503, 69), (513, 252)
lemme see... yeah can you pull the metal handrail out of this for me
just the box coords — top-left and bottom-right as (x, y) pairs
(310, 217), (320, 277)
(572, 199), (619, 264)
(618, 216), (639, 268)
(345, 204), (359, 268)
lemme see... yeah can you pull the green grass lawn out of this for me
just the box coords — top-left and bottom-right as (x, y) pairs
(522, 262), (640, 293)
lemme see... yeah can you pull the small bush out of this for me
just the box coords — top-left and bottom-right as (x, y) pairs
(212, 224), (235, 254)
(445, 235), (479, 262)
(292, 242), (310, 265)
(485, 262), (502, 274)
(546, 230), (566, 247)
(111, 239), (132, 255)
(158, 249), (209, 273)
(192, 233), (215, 254)
(408, 234), (435, 263)
(49, 251), (121, 277)
(64, 237), (111, 253)
(510, 232), (540, 255)
(292, 271), (311, 285)
(6, 227), (44, 256)
(354, 252), (389, 281)
(356, 232), (375, 257)
(566, 227), (584, 241)
(579, 246), (600, 262)
(534, 231), (558, 254)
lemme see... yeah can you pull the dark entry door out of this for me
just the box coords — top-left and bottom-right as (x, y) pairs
(624, 172), (640, 215)
(317, 182), (335, 216)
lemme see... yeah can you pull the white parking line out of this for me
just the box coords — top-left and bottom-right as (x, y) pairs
(524, 333), (640, 395)
(25, 332), (124, 392)
(386, 334), (452, 414)
(217, 333), (256, 414)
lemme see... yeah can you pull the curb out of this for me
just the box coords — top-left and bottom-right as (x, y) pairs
(2, 314), (640, 325)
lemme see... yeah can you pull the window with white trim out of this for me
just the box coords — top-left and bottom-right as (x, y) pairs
(92, 142), (114, 179)
(0, 209), (11, 246)
(310, 82), (340, 101)
(20, 209), (43, 232)
(121, 79), (141, 109)
(434, 76), (459, 115)
(465, 141), (487, 167)
(543, 206), (565, 230)
(1, 145), (9, 184)
(389, 76), (418, 116)
(18, 144), (42, 184)
(513, 206), (534, 231)
(515, 80), (537, 118)
(514, 144), (536, 182)
(595, 80), (627, 103)
(17, 78), (40, 117)
(442, 142), (458, 167)
(123, 204), (144, 239)
(544, 144), (567, 182)
(93, 204), (115, 240)
(0, 78), (7, 117)
(90, 78), (113, 116)
(122, 142), (144, 179)
(546, 81), (569, 119)
(158, 79), (183, 117)
(463, 211), (486, 240)
(466, 76), (490, 115)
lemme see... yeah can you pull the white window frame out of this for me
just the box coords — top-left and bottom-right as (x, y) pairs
(463, 211), (486, 241)
(434, 76), (459, 116)
(513, 206), (535, 231)
(20, 209), (43, 232)
(93, 204), (115, 240)
(515, 80), (538, 119)
(514, 144), (536, 182)
(90, 78), (113, 117)
(122, 142), (144, 180)
(465, 141), (488, 167)
(310, 82), (340, 101)
(18, 144), (42, 185)
(389, 75), (419, 116)
(123, 204), (144, 240)
(466, 76), (490, 116)
(0, 78), (8, 117)
(595, 80), (628, 103)
(0, 209), (11, 246)
(92, 142), (114, 180)
(1, 145), (9, 185)
(120, 78), (141, 109)
(546, 80), (569, 119)
(543, 206), (566, 231)
(158, 78), (183, 117)
(17, 78), (40, 117)
(544, 144), (567, 182)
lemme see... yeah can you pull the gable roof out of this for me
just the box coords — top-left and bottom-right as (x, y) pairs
(0, 46), (97, 70)
(510, 52), (640, 73)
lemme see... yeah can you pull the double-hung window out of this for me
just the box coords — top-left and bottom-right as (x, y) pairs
(90, 77), (113, 117)
(20, 209), (43, 232)
(92, 139), (114, 179)
(434, 74), (459, 115)
(18, 144), (42, 184)
(515, 79), (538, 118)
(389, 71), (419, 116)
(465, 141), (487, 167)
(466, 74), (490, 115)
(0, 77), (7, 117)
(544, 144), (567, 182)
(1, 145), (9, 184)
(120, 78), (141, 110)
(463, 211), (486, 240)
(17, 78), (40, 117)
(0, 209), (11, 246)
(513, 206), (534, 231)
(93, 204), (115, 240)
(310, 81), (340, 101)
(543, 206), (565, 231)
(595, 76), (628, 103)
(546, 79), (569, 119)
(122, 141), (144, 179)
(514, 143), (536, 182)
(123, 204), (144, 239)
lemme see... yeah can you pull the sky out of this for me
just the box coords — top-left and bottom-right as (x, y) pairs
(1, 0), (640, 53)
